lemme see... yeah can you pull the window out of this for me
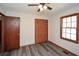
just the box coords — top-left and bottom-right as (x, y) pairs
(60, 13), (79, 43)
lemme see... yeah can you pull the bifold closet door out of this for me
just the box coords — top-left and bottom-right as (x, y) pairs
(35, 19), (48, 44)
(4, 16), (20, 51)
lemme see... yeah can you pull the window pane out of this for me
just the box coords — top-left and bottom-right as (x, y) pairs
(63, 18), (66, 23)
(71, 16), (77, 22)
(66, 28), (70, 34)
(62, 28), (66, 33)
(71, 34), (76, 41)
(62, 32), (66, 38)
(63, 22), (66, 27)
(67, 23), (71, 27)
(71, 22), (77, 27)
(71, 28), (76, 34)
(66, 33), (70, 39)
(67, 17), (71, 23)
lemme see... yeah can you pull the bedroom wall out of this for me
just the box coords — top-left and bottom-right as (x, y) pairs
(0, 7), (6, 14)
(49, 5), (79, 55)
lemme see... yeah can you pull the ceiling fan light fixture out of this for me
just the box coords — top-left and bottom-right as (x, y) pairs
(40, 7), (43, 11)
(28, 3), (52, 12)
(43, 5), (47, 10)
(38, 4), (42, 9)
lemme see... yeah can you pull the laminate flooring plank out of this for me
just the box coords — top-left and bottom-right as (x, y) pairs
(41, 43), (59, 56)
(21, 47), (27, 56)
(36, 44), (52, 56)
(25, 46), (31, 56)
(46, 42), (68, 56)
(29, 45), (40, 56)
(10, 49), (18, 56)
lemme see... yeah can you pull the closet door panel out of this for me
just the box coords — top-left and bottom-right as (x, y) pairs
(35, 19), (48, 44)
(4, 16), (20, 51)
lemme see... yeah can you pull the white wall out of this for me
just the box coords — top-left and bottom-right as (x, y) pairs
(4, 11), (49, 47)
(49, 5), (79, 55)
(0, 7), (6, 14)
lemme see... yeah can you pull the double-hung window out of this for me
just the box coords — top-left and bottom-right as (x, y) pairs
(60, 13), (79, 43)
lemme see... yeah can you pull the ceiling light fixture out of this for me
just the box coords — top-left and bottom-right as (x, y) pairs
(38, 4), (42, 9)
(43, 5), (47, 10)
(40, 7), (43, 11)
(28, 3), (52, 12)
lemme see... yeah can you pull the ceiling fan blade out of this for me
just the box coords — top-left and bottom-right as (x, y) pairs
(40, 3), (45, 5)
(47, 6), (52, 10)
(37, 9), (40, 12)
(28, 4), (38, 6)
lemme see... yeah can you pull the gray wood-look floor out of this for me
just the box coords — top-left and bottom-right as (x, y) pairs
(0, 42), (75, 56)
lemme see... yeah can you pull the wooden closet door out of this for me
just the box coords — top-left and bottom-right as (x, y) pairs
(35, 19), (48, 44)
(4, 16), (20, 51)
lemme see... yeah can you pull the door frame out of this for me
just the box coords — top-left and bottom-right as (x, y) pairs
(35, 19), (48, 44)
(0, 20), (2, 51)
(0, 12), (5, 52)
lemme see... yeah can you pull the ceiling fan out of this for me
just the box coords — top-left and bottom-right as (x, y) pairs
(28, 3), (52, 12)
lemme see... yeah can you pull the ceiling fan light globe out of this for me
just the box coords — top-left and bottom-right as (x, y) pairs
(43, 5), (47, 10)
(40, 8), (43, 11)
(38, 5), (42, 8)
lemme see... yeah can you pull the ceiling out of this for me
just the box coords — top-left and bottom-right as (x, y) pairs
(0, 3), (78, 14)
